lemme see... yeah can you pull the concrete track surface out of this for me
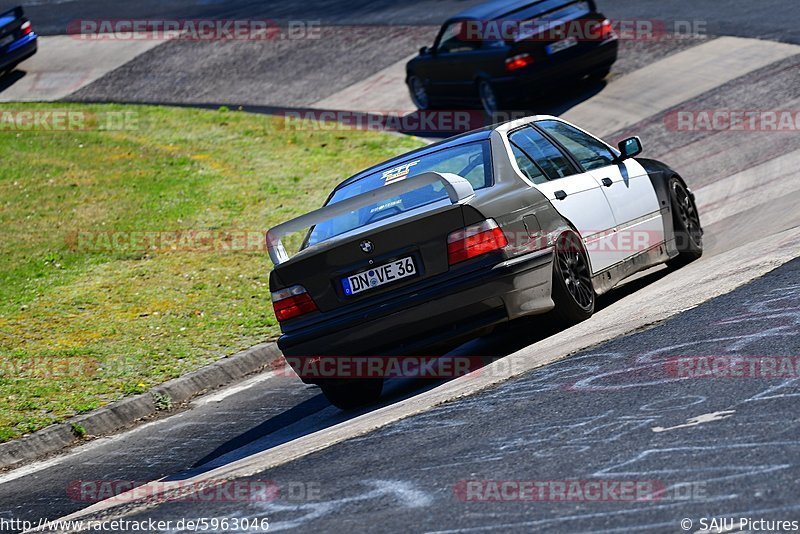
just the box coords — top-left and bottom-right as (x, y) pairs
(0, 1), (798, 533)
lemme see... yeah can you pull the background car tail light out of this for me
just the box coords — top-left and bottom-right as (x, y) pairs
(598, 19), (614, 40)
(272, 285), (317, 322)
(505, 53), (535, 71)
(20, 20), (32, 35)
(447, 219), (508, 265)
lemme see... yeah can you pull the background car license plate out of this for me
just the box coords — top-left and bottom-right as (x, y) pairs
(547, 37), (578, 55)
(341, 256), (416, 296)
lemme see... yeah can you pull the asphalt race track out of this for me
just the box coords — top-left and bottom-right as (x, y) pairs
(78, 258), (800, 532)
(3, 0), (799, 43)
(0, 0), (799, 532)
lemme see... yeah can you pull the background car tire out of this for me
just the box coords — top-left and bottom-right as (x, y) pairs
(667, 176), (703, 268)
(589, 66), (612, 81)
(320, 378), (384, 410)
(551, 232), (595, 325)
(477, 79), (504, 117)
(408, 75), (432, 111)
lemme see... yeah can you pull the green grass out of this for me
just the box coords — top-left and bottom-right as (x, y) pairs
(0, 103), (423, 442)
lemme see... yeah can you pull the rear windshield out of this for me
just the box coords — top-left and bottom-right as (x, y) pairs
(507, 1), (592, 40)
(306, 141), (492, 247)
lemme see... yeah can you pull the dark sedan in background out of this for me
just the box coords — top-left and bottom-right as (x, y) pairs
(0, 6), (37, 75)
(406, 0), (618, 114)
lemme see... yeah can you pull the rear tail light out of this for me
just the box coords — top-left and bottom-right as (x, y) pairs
(505, 53), (535, 71)
(447, 219), (508, 265)
(20, 21), (32, 36)
(597, 19), (614, 40)
(271, 285), (317, 322)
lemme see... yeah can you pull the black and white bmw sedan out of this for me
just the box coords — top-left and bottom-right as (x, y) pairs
(267, 115), (703, 407)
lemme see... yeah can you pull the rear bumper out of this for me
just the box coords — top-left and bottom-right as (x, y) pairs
(492, 38), (618, 101)
(278, 248), (555, 375)
(0, 34), (37, 70)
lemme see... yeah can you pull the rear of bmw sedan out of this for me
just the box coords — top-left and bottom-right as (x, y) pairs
(268, 129), (560, 390)
(492, 0), (619, 101)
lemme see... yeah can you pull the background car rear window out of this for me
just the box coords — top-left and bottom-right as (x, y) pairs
(509, 126), (576, 180)
(537, 120), (617, 171)
(306, 141), (492, 246)
(511, 1), (592, 41)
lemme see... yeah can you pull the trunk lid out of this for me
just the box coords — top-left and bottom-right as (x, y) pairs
(504, 1), (604, 63)
(273, 202), (468, 312)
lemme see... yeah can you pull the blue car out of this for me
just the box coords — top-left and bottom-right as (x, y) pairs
(0, 6), (37, 74)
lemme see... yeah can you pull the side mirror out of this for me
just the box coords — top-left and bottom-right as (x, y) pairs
(617, 136), (643, 161)
(419, 46), (432, 55)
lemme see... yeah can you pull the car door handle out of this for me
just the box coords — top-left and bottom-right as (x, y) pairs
(601, 178), (613, 187)
(554, 190), (568, 201)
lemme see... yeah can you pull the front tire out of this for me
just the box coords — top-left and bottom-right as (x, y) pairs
(319, 378), (383, 410)
(551, 232), (595, 325)
(667, 176), (703, 268)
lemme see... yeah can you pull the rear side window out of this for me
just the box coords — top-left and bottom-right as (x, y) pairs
(306, 141), (492, 246)
(509, 127), (576, 180)
(511, 145), (547, 184)
(537, 120), (616, 171)
(437, 21), (482, 53)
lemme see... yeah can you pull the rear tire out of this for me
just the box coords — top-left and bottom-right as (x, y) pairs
(589, 66), (612, 81)
(477, 79), (504, 118)
(667, 176), (703, 268)
(320, 378), (383, 410)
(408, 75), (431, 111)
(551, 232), (595, 326)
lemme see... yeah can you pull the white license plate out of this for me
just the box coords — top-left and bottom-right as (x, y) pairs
(341, 256), (416, 296)
(547, 37), (578, 55)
